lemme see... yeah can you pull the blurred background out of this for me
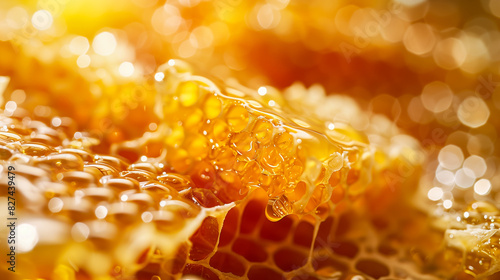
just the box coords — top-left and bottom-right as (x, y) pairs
(0, 0), (500, 217)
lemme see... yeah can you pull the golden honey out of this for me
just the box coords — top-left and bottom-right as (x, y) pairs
(1, 0), (500, 279)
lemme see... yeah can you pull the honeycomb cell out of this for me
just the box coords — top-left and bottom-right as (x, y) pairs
(202, 94), (223, 119)
(287, 180), (307, 202)
(252, 118), (273, 145)
(330, 241), (359, 259)
(240, 197), (266, 234)
(293, 220), (315, 248)
(0, 131), (22, 142)
(274, 131), (294, 155)
(312, 256), (348, 277)
(259, 214), (294, 242)
(141, 182), (171, 202)
(62, 148), (94, 162)
(232, 238), (268, 262)
(355, 259), (390, 279)
(247, 265), (285, 280)
(34, 153), (84, 172)
(60, 171), (95, 187)
(190, 160), (216, 189)
(130, 162), (159, 174)
(157, 173), (193, 191)
(231, 131), (258, 160)
(189, 216), (220, 261)
(219, 207), (239, 247)
(209, 251), (246, 276)
(187, 188), (223, 208)
(258, 145), (284, 175)
(315, 216), (334, 247)
(114, 145), (141, 163)
(214, 170), (246, 203)
(333, 214), (351, 238)
(121, 170), (156, 182)
(211, 118), (231, 144)
(304, 184), (330, 213)
(225, 104), (249, 133)
(211, 146), (236, 171)
(183, 264), (220, 280)
(21, 143), (54, 156)
(240, 161), (261, 185)
(273, 247), (308, 272)
(86, 163), (120, 179)
(285, 160), (304, 185)
(0, 146), (13, 159)
(330, 185), (344, 204)
(104, 177), (138, 191)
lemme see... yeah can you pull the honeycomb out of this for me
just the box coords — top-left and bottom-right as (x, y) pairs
(0, 53), (497, 279)
(1, 0), (500, 280)
(0, 57), (414, 278)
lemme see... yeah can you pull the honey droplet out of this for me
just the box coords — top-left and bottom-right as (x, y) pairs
(265, 195), (292, 221)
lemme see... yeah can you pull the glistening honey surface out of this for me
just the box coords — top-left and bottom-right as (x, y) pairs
(1, 0), (500, 280)
(0, 55), (498, 279)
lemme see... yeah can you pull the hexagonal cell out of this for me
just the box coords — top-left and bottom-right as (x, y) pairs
(355, 258), (390, 279)
(219, 207), (240, 247)
(240, 197), (266, 234)
(209, 251), (246, 277)
(189, 216), (219, 261)
(259, 215), (294, 242)
(273, 247), (308, 272)
(330, 241), (359, 259)
(232, 237), (268, 263)
(248, 265), (285, 280)
(293, 220), (315, 248)
(183, 264), (220, 280)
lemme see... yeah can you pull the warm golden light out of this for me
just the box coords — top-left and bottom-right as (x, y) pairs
(1, 0), (499, 279)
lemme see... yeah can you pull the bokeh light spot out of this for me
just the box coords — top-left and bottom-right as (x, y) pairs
(457, 96), (490, 128)
(92, 32), (117, 56)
